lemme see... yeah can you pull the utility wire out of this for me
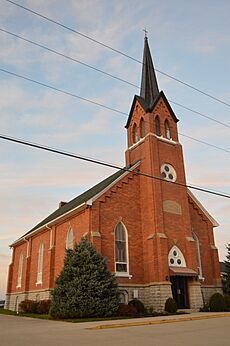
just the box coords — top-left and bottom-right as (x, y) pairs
(4, 0), (230, 109)
(0, 28), (138, 89)
(0, 133), (229, 199)
(1, 27), (229, 129)
(0, 67), (229, 155)
(0, 68), (127, 116)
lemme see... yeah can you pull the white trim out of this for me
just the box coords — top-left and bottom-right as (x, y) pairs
(192, 232), (203, 279)
(114, 221), (130, 276)
(87, 161), (140, 205)
(36, 242), (44, 285)
(168, 245), (186, 267)
(17, 253), (23, 288)
(66, 227), (73, 250)
(10, 202), (86, 247)
(187, 189), (219, 227)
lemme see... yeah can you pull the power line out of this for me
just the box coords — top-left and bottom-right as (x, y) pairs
(0, 68), (127, 116)
(4, 0), (230, 109)
(169, 100), (230, 129)
(178, 133), (230, 153)
(0, 133), (229, 199)
(1, 27), (229, 130)
(0, 28), (138, 89)
(0, 67), (229, 155)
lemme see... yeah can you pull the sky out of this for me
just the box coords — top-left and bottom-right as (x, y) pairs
(0, 0), (229, 299)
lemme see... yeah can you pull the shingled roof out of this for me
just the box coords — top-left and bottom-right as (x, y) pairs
(12, 163), (138, 245)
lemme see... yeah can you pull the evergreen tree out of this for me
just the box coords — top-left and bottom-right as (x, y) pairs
(50, 237), (120, 319)
(224, 243), (230, 295)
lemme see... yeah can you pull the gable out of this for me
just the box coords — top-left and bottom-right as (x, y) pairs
(125, 91), (179, 129)
(11, 161), (140, 246)
(187, 189), (219, 227)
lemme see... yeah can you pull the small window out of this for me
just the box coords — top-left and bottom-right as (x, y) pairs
(165, 120), (170, 139)
(132, 123), (138, 144)
(168, 246), (186, 267)
(66, 227), (73, 250)
(17, 253), (23, 288)
(160, 163), (177, 182)
(115, 222), (128, 273)
(37, 242), (44, 284)
(140, 118), (145, 138)
(155, 116), (161, 136)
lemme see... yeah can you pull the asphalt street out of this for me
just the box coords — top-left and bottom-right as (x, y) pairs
(0, 313), (229, 346)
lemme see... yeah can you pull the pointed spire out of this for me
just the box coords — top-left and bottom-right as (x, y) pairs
(140, 37), (159, 106)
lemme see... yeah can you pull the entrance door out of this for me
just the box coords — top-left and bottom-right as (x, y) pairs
(170, 276), (189, 309)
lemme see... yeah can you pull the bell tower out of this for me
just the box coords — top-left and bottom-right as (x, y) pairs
(125, 38), (199, 295)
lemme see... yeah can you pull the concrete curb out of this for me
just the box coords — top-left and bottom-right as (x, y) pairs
(88, 313), (230, 330)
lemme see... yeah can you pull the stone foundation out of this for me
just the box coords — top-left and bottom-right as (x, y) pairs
(188, 281), (203, 309)
(5, 289), (52, 311)
(118, 282), (172, 311)
(201, 285), (223, 305)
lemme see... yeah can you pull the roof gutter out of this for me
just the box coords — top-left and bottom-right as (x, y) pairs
(10, 202), (88, 247)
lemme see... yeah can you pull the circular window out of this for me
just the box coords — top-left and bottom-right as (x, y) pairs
(173, 250), (177, 257)
(170, 258), (174, 264)
(177, 259), (181, 265)
(160, 163), (177, 182)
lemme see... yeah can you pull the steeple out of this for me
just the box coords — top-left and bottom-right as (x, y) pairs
(140, 37), (159, 106)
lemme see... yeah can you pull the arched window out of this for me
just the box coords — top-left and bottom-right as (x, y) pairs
(132, 123), (138, 144)
(155, 115), (161, 136)
(192, 232), (203, 278)
(115, 222), (128, 273)
(37, 242), (44, 284)
(66, 227), (73, 250)
(17, 253), (23, 287)
(140, 118), (145, 138)
(168, 246), (186, 267)
(164, 120), (171, 139)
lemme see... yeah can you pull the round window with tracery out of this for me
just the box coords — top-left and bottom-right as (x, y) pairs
(160, 164), (177, 182)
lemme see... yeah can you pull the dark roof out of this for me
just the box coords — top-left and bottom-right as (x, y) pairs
(18, 165), (135, 242)
(140, 37), (160, 106)
(125, 91), (179, 129)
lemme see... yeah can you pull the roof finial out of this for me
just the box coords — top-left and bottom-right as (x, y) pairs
(143, 28), (148, 38)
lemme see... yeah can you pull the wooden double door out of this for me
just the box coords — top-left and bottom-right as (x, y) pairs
(170, 276), (189, 309)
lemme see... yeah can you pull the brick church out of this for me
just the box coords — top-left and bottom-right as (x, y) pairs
(5, 38), (222, 312)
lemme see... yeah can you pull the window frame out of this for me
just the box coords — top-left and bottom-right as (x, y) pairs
(66, 227), (74, 250)
(132, 123), (138, 144)
(114, 222), (129, 277)
(36, 241), (44, 285)
(192, 232), (203, 278)
(17, 253), (23, 288)
(140, 118), (145, 138)
(164, 119), (171, 139)
(155, 115), (161, 136)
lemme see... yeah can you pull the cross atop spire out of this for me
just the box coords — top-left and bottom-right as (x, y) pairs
(140, 37), (159, 106)
(143, 28), (148, 38)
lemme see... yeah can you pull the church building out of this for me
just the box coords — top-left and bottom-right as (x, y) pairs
(5, 38), (222, 312)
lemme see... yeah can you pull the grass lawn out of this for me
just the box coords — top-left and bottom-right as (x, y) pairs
(0, 307), (187, 323)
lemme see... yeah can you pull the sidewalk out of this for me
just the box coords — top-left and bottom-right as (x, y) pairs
(86, 311), (230, 330)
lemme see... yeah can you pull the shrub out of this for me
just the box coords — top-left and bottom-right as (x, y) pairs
(164, 297), (177, 314)
(128, 299), (146, 314)
(19, 300), (39, 313)
(50, 238), (119, 319)
(37, 300), (51, 314)
(209, 293), (226, 312)
(224, 295), (230, 310)
(115, 303), (137, 317)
